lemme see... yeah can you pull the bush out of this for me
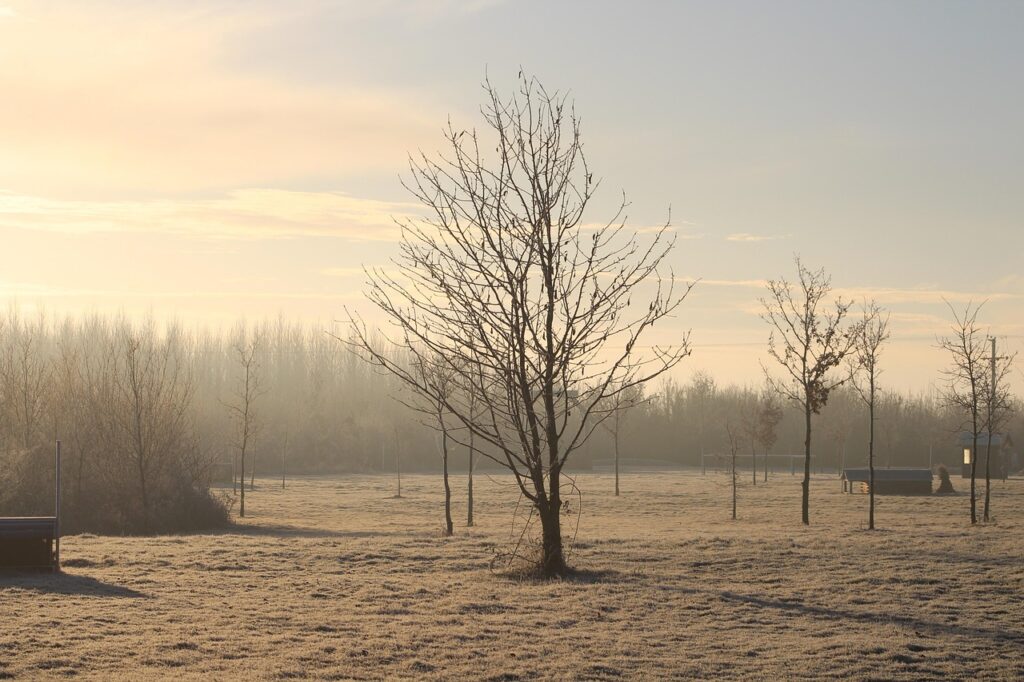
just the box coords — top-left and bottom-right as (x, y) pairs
(0, 445), (230, 535)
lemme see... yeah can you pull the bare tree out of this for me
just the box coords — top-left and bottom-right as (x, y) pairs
(724, 420), (741, 520)
(0, 311), (52, 451)
(281, 426), (289, 489)
(939, 301), (987, 524)
(413, 354), (457, 536)
(467, 382), (477, 527)
(689, 371), (717, 467)
(104, 320), (194, 533)
(756, 391), (783, 482)
(849, 301), (889, 530)
(981, 336), (1015, 522)
(347, 75), (692, 576)
(738, 390), (761, 486)
(761, 258), (859, 525)
(227, 327), (263, 519)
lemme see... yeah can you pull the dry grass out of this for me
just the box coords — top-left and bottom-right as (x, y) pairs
(2, 470), (1023, 680)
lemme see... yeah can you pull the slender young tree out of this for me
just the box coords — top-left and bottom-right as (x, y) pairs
(981, 336), (1015, 522)
(227, 327), (263, 519)
(600, 383), (644, 496)
(939, 301), (987, 524)
(725, 420), (741, 520)
(347, 75), (692, 576)
(414, 355), (456, 536)
(281, 427), (289, 489)
(738, 390), (761, 486)
(761, 257), (860, 525)
(849, 301), (889, 530)
(756, 391), (783, 482)
(466, 385), (477, 527)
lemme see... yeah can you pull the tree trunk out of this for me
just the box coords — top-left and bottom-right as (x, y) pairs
(442, 431), (452, 536)
(467, 431), (474, 527)
(764, 448), (768, 483)
(538, 492), (567, 577)
(983, 437), (992, 522)
(970, 423), (978, 524)
(802, 403), (811, 525)
(250, 439), (256, 491)
(732, 453), (737, 520)
(868, 393), (875, 530)
(614, 426), (620, 497)
(239, 446), (246, 518)
(751, 442), (757, 486)
(138, 460), (150, 534)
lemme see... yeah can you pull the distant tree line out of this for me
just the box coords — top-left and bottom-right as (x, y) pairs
(0, 305), (1019, 534)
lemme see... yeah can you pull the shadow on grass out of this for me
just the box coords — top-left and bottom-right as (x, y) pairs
(224, 523), (397, 540)
(496, 565), (632, 585)
(0, 571), (146, 598)
(686, 587), (1024, 645)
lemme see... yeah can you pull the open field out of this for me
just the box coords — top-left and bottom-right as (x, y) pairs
(2, 470), (1023, 680)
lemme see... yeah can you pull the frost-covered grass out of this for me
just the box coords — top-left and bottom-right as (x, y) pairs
(2, 470), (1022, 680)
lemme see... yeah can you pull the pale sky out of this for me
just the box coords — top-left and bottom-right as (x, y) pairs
(1, 0), (1022, 391)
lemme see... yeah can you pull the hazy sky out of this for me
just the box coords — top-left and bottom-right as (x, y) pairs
(1, 1), (1022, 390)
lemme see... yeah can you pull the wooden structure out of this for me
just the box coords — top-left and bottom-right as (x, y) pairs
(842, 468), (932, 496)
(958, 432), (1014, 479)
(0, 441), (61, 571)
(0, 517), (58, 569)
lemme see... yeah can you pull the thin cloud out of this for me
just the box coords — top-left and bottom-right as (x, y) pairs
(0, 189), (419, 242)
(725, 232), (791, 242)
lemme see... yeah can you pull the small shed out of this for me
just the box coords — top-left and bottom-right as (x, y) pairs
(957, 433), (1014, 479)
(0, 518), (58, 569)
(842, 468), (932, 496)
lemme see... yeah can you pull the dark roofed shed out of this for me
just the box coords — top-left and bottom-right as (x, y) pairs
(842, 468), (932, 496)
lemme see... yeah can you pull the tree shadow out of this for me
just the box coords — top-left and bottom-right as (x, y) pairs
(677, 586), (1024, 644)
(496, 565), (632, 585)
(0, 571), (147, 598)
(223, 523), (396, 539)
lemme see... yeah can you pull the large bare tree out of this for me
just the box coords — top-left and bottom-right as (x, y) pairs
(761, 258), (859, 525)
(939, 301), (987, 524)
(347, 75), (692, 576)
(849, 300), (889, 530)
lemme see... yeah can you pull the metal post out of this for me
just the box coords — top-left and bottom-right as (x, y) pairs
(55, 439), (61, 572)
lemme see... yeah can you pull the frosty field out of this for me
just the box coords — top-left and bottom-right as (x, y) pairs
(2, 471), (1022, 680)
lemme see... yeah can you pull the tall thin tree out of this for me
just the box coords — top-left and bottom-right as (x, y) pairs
(939, 301), (987, 524)
(761, 257), (859, 525)
(227, 327), (263, 519)
(849, 301), (889, 530)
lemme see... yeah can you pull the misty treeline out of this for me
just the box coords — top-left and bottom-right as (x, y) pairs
(0, 305), (1019, 531)
(623, 373), (1022, 474)
(1, 306), (1020, 534)
(0, 309), (433, 533)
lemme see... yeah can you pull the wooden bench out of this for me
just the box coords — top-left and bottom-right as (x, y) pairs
(0, 517), (59, 570)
